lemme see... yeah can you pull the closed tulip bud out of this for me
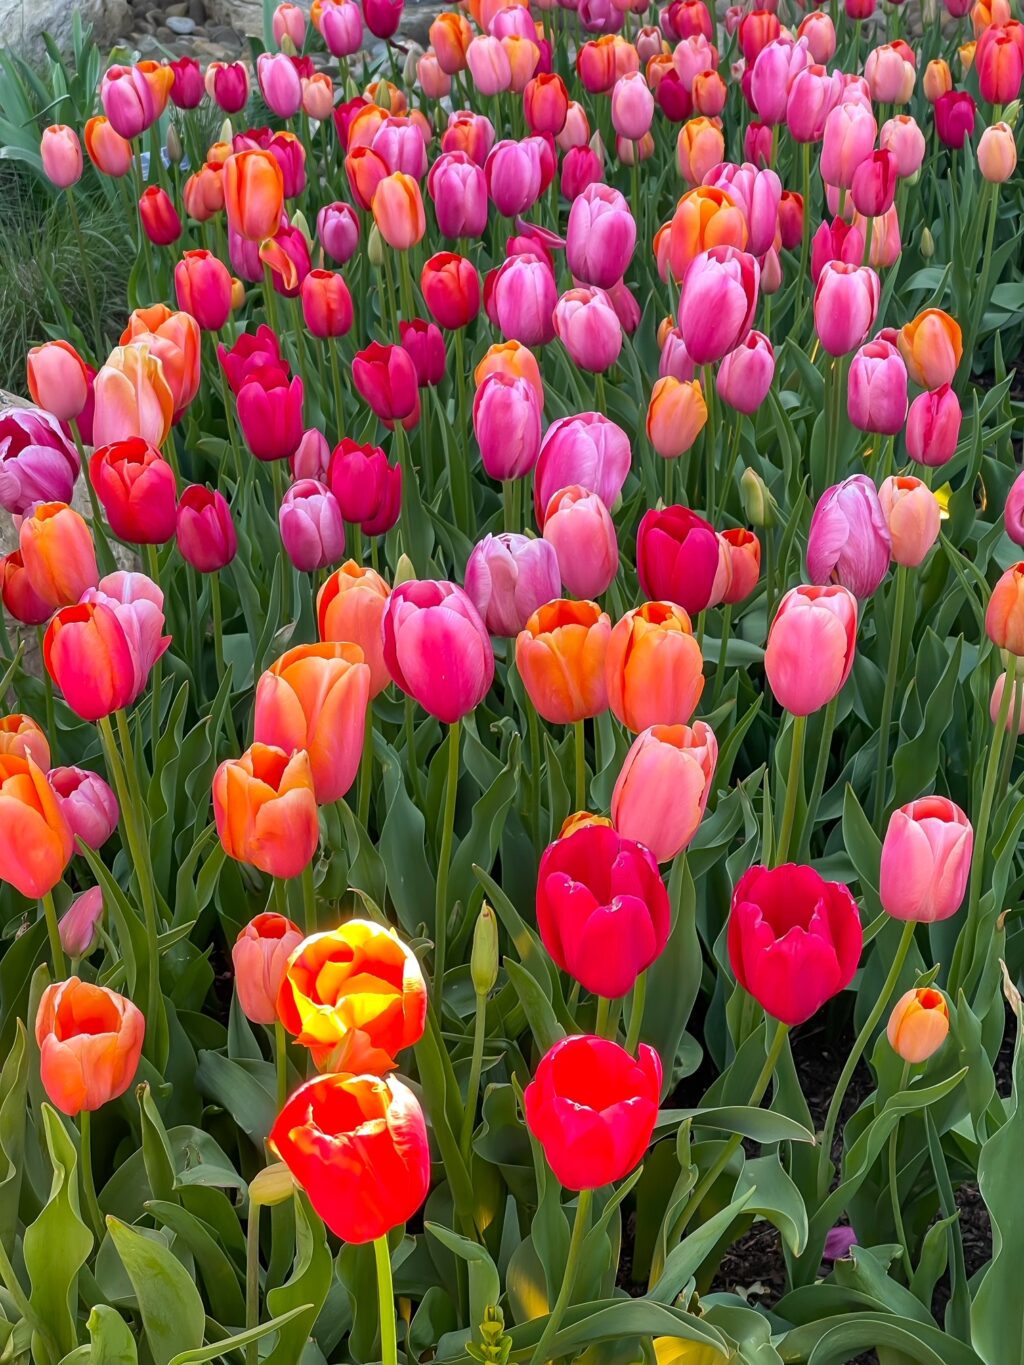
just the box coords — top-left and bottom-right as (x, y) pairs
(821, 102), (877, 189)
(83, 116), (133, 177)
(473, 373), (542, 482)
(765, 584), (857, 714)
(40, 124), (82, 189)
(524, 71), (570, 134)
(316, 562), (391, 695)
(173, 249), (232, 332)
(610, 71), (654, 140)
(279, 479), (345, 572)
(786, 64), (843, 143)
(327, 439), (401, 538)
(987, 562), (1024, 655)
(36, 979), (144, 1116)
(865, 43), (916, 104)
(58, 886), (104, 959)
(542, 484), (618, 599)
(300, 269), (354, 338)
(0, 407), (80, 514)
(371, 171), (426, 249)
(488, 252), (557, 347)
(880, 797), (973, 923)
(814, 262), (880, 357)
(525, 1034), (661, 1189)
(729, 863), (862, 1025)
(471, 904), (499, 995)
(176, 485), (237, 572)
(646, 376), (707, 458)
(679, 246), (759, 365)
(321, 0), (363, 54)
(740, 467), (777, 527)
(484, 138), (544, 216)
(273, 0), (306, 47)
(398, 318), (446, 387)
(269, 1072), (429, 1242)
(552, 287), (622, 374)
(20, 501), (97, 610)
(716, 331), (775, 414)
(778, 190), (804, 249)
(0, 753), (72, 898)
(182, 162), (225, 221)
(254, 643), (369, 803)
(879, 115), (926, 178)
(383, 580), (494, 722)
(898, 308), (962, 389)
(0, 714), (49, 769)
(720, 527), (761, 604)
(887, 987), (950, 1062)
(807, 475), (891, 598)
(676, 116), (725, 186)
(636, 504), (729, 614)
(906, 383), (961, 466)
(207, 60), (250, 113)
(851, 149), (899, 217)
(213, 744), (318, 879)
(516, 598), (611, 723)
(1, 551), (51, 625)
(566, 182), (636, 289)
(878, 476), (940, 567)
(237, 368), (305, 461)
(25, 341), (88, 426)
(923, 58), (952, 102)
(978, 120), (1018, 180)
(291, 427), (331, 482)
(301, 72), (334, 120)
(421, 250), (480, 329)
(605, 601), (703, 731)
(464, 533), (561, 638)
(352, 342), (420, 425)
(991, 670), (1024, 732)
(223, 149), (285, 242)
(90, 438), (177, 545)
(316, 201), (359, 265)
(798, 11), (836, 63)
(935, 90), (977, 148)
(612, 721), (716, 862)
(48, 766), (119, 850)
(427, 152), (488, 239)
(846, 339), (908, 436)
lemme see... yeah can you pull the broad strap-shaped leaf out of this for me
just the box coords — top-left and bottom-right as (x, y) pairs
(107, 1217), (205, 1364)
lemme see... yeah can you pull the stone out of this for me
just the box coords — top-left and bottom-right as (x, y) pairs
(188, 0), (208, 22)
(167, 14), (196, 32)
(0, 0), (130, 58)
(207, 23), (244, 48)
(205, 0), (262, 35)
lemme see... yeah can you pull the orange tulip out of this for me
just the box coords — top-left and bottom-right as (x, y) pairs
(253, 643), (370, 805)
(347, 103), (390, 152)
(372, 172), (426, 249)
(365, 78), (408, 114)
(923, 58), (953, 102)
(213, 744), (319, 880)
(345, 145), (390, 211)
(83, 116), (133, 177)
(474, 340), (544, 409)
(515, 598), (612, 724)
(317, 561), (392, 696)
(0, 714), (50, 769)
(223, 149), (285, 242)
(92, 343), (174, 450)
(19, 502), (98, 609)
(36, 977), (144, 1116)
(646, 376), (707, 459)
(430, 11), (473, 72)
(676, 117), (726, 187)
(183, 161), (225, 221)
(231, 912), (304, 1026)
(120, 305), (201, 420)
(605, 601), (704, 733)
(277, 919), (427, 1072)
(136, 60), (174, 116)
(559, 810), (614, 838)
(503, 34), (541, 91)
(986, 561), (1024, 656)
(0, 753), (73, 898)
(897, 309), (963, 389)
(886, 986), (949, 1063)
(666, 185), (748, 283)
(206, 139), (233, 166)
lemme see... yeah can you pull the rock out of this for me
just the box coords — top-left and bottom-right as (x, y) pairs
(0, 0), (130, 57)
(167, 0), (189, 11)
(207, 22), (244, 47)
(188, 0), (208, 22)
(167, 14), (196, 32)
(205, 0), (262, 35)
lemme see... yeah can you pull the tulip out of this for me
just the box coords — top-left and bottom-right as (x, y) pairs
(328, 440), (402, 536)
(846, 339), (908, 436)
(516, 599), (611, 724)
(464, 533), (561, 638)
(488, 252), (558, 347)
(257, 52), (303, 118)
(879, 797), (973, 924)
(175, 485), (237, 573)
(483, 138), (543, 214)
(234, 127), (306, 197)
(19, 501), (97, 610)
(798, 12), (836, 62)
(78, 572), (170, 707)
(814, 262), (880, 357)
(678, 247), (760, 366)
(364, 0), (404, 36)
(898, 309), (963, 389)
(905, 383), (961, 467)
(166, 56), (203, 108)
(721, 528), (761, 604)
(48, 765), (119, 851)
(100, 65), (155, 139)
(986, 561), (1024, 656)
(431, 11), (473, 72)
(277, 919), (426, 1071)
(383, 580), (494, 723)
(923, 58), (952, 102)
(25, 341), (88, 427)
(273, 0), (306, 45)
(0, 714), (49, 768)
(473, 373), (543, 482)
(441, 111), (496, 165)
(978, 120), (1018, 181)
(36, 978), (144, 1116)
(807, 475), (891, 599)
(321, 0), (363, 54)
(236, 368), (304, 462)
(636, 505), (729, 615)
(786, 64), (843, 143)
(83, 117), (133, 177)
(728, 863), (862, 1026)
(990, 671), (1024, 733)
(396, 320), (442, 391)
(137, 185), (182, 247)
(820, 102), (877, 188)
(811, 218), (865, 285)
(935, 90), (976, 148)
(850, 149), (899, 218)
(89, 438), (176, 546)
(255, 643), (369, 806)
(541, 485), (619, 599)
(269, 1072), (430, 1242)
(887, 987), (950, 1063)
(476, 339), (544, 408)
(371, 117), (428, 179)
(183, 162), (225, 220)
(40, 124), (82, 189)
(1006, 469), (1024, 548)
(223, 150), (285, 242)
(427, 152), (488, 239)
(421, 251), (480, 329)
(118, 305), (201, 422)
(278, 480), (345, 572)
(605, 601), (703, 732)
(865, 43), (916, 104)
(751, 38), (811, 124)
(692, 69), (727, 117)
(524, 1034), (661, 1189)
(0, 407), (79, 515)
(300, 270), (354, 339)
(317, 202), (360, 265)
(207, 60), (250, 113)
(645, 376), (707, 459)
(552, 287), (623, 374)
(317, 563), (391, 696)
(612, 722), (716, 862)
(879, 115), (926, 178)
(40, 602), (123, 722)
(765, 584), (858, 715)
(0, 752), (72, 900)
(233, 912), (305, 1026)
(610, 72), (654, 141)
(258, 226), (312, 298)
(0, 550), (51, 625)
(535, 414), (631, 526)
(59, 886), (104, 959)
(213, 744), (319, 879)
(92, 343), (174, 450)
(716, 332), (775, 415)
(976, 24), (1023, 102)
(878, 476), (940, 568)
(675, 117), (725, 186)
(352, 343), (420, 426)
(174, 250), (233, 332)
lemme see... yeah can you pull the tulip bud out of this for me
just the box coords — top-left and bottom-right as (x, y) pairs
(920, 225), (935, 258)
(878, 476), (941, 567)
(880, 797), (973, 922)
(740, 467), (776, 527)
(59, 886), (104, 959)
(367, 223), (385, 266)
(887, 988), (949, 1063)
(166, 125), (183, 164)
(393, 553), (416, 586)
(249, 1162), (297, 1207)
(471, 904), (499, 995)
(978, 121), (1018, 182)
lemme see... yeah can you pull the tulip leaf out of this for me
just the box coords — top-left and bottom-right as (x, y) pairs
(0, 1020), (28, 1252)
(264, 1192), (333, 1365)
(503, 958), (563, 1053)
(494, 1299), (731, 1360)
(195, 1051), (277, 1145)
(166, 1303), (314, 1364)
(107, 1216), (206, 1363)
(146, 1199), (246, 1329)
(737, 1154), (808, 1256)
(649, 1191), (754, 1304)
(139, 1082), (177, 1206)
(23, 1103), (93, 1360)
(426, 1221), (502, 1330)
(83, 1304), (140, 1363)
(656, 1107), (815, 1145)
(778, 1312), (985, 1365)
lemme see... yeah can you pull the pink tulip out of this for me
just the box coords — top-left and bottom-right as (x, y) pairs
(814, 262), (880, 357)
(59, 886), (104, 959)
(847, 339), (908, 435)
(879, 798), (973, 923)
(880, 115), (926, 177)
(542, 484), (619, 598)
(553, 287), (623, 373)
(427, 152), (489, 238)
(566, 182), (636, 288)
(485, 138), (543, 216)
(534, 412), (631, 523)
(465, 532), (561, 636)
(321, 0), (363, 55)
(811, 217), (865, 284)
(751, 37), (811, 125)
(797, 12), (836, 63)
(865, 44), (915, 105)
(382, 580), (495, 723)
(764, 584), (858, 715)
(81, 572), (171, 706)
(468, 34), (513, 93)
(878, 476), (940, 567)
(787, 64), (844, 142)
(851, 149), (899, 218)
(48, 766), (119, 850)
(905, 384), (961, 467)
(1005, 469), (1024, 547)
(317, 202), (360, 265)
(473, 373), (543, 481)
(279, 480), (345, 572)
(990, 672), (1024, 734)
(488, 252), (557, 347)
(100, 66), (155, 139)
(372, 117), (429, 179)
(611, 72), (654, 140)
(678, 247), (760, 365)
(611, 721), (717, 862)
(40, 125), (83, 189)
(820, 102), (877, 188)
(807, 475), (891, 598)
(257, 52), (303, 118)
(717, 331), (775, 414)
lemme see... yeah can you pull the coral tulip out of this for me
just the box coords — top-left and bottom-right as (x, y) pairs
(878, 476), (940, 567)
(36, 978), (144, 1116)
(765, 584), (857, 714)
(879, 797), (973, 923)
(516, 598), (611, 723)
(19, 501), (97, 610)
(90, 438), (177, 545)
(174, 249), (233, 332)
(898, 309), (963, 389)
(223, 150), (285, 242)
(0, 753), (72, 898)
(317, 562), (392, 696)
(605, 601), (703, 732)
(612, 722), (716, 862)
(887, 987), (950, 1062)
(0, 714), (50, 769)
(92, 343), (174, 450)
(213, 744), (319, 879)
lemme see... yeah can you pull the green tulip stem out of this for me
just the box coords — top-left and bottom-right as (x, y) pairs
(301, 861), (316, 936)
(774, 712), (807, 866)
(888, 1061), (913, 1281)
(79, 1110), (105, 1245)
(215, 331), (246, 487)
(669, 1018), (788, 1247)
(816, 918), (916, 1198)
(458, 988), (487, 1165)
(434, 719), (462, 989)
(527, 699), (542, 847)
(872, 564), (909, 828)
(594, 995), (613, 1039)
(711, 605), (732, 709)
(40, 890), (65, 980)
(70, 419), (117, 575)
(210, 570), (227, 693)
(358, 702), (374, 828)
(144, 544), (163, 762)
(330, 340), (347, 438)
(798, 694), (839, 861)
(573, 719), (587, 813)
(625, 971), (647, 1055)
(374, 1234), (399, 1365)
(274, 1021), (288, 1112)
(245, 1200), (261, 1365)
(528, 1187), (593, 1365)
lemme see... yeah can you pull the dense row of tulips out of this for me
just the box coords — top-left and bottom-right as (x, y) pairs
(0, 0), (1023, 1357)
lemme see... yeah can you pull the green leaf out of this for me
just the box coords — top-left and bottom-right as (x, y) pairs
(657, 1106), (815, 1145)
(107, 1217), (206, 1364)
(649, 1192), (754, 1303)
(503, 958), (564, 1053)
(737, 1154), (808, 1255)
(0, 1021), (28, 1251)
(146, 1200), (246, 1328)
(139, 1083), (177, 1205)
(23, 1104), (93, 1359)
(83, 1305), (140, 1363)
(264, 1192), (333, 1365)
(779, 1312), (984, 1365)
(426, 1221), (501, 1331)
(167, 1305), (313, 1364)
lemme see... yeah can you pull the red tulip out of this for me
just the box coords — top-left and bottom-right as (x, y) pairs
(90, 438), (177, 545)
(352, 342), (420, 427)
(636, 505), (729, 615)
